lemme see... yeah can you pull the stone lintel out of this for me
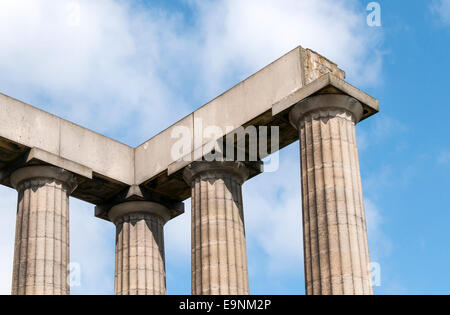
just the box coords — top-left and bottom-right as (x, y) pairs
(0, 46), (379, 205)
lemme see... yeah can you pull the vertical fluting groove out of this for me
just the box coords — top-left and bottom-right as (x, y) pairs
(316, 114), (331, 294)
(318, 113), (333, 294)
(49, 184), (54, 295)
(144, 216), (148, 295)
(341, 116), (363, 294)
(231, 176), (244, 294)
(29, 182), (37, 295)
(313, 116), (324, 294)
(218, 177), (228, 294)
(154, 217), (161, 294)
(136, 217), (141, 294)
(12, 189), (20, 295)
(18, 186), (28, 295)
(34, 181), (40, 294)
(161, 218), (165, 293)
(125, 218), (130, 293)
(300, 123), (312, 295)
(334, 116), (352, 295)
(189, 164), (249, 295)
(338, 115), (356, 294)
(197, 177), (202, 294)
(143, 221), (149, 295)
(150, 217), (155, 294)
(115, 221), (120, 294)
(346, 119), (365, 294)
(56, 184), (62, 295)
(114, 212), (166, 295)
(350, 121), (370, 294)
(208, 175), (218, 295)
(132, 217), (136, 294)
(161, 218), (166, 293)
(226, 177), (237, 294)
(223, 178), (232, 294)
(307, 114), (321, 295)
(238, 181), (249, 294)
(18, 186), (30, 296)
(131, 217), (136, 294)
(191, 184), (196, 293)
(214, 175), (221, 294)
(353, 124), (373, 294)
(305, 122), (313, 296)
(193, 179), (200, 294)
(149, 217), (154, 295)
(297, 109), (373, 295)
(193, 183), (197, 294)
(201, 178), (208, 294)
(12, 178), (71, 295)
(42, 186), (47, 295)
(65, 186), (70, 294)
(154, 218), (158, 294)
(12, 189), (22, 295)
(329, 116), (345, 294)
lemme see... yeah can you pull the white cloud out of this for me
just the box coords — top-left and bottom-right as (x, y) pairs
(244, 147), (302, 279)
(191, 0), (383, 94)
(69, 198), (115, 295)
(365, 198), (392, 260)
(0, 0), (385, 294)
(357, 115), (408, 151)
(432, 0), (450, 25)
(0, 0), (192, 145)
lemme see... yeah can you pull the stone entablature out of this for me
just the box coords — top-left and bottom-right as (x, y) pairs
(0, 45), (379, 295)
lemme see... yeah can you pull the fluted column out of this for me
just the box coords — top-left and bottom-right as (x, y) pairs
(10, 166), (76, 295)
(109, 201), (169, 295)
(184, 161), (251, 295)
(290, 94), (373, 295)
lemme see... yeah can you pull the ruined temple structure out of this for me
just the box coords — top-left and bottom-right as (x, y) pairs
(0, 46), (379, 295)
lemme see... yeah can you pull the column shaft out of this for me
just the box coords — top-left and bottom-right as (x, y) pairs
(185, 162), (250, 295)
(11, 166), (75, 295)
(110, 201), (169, 295)
(290, 95), (373, 295)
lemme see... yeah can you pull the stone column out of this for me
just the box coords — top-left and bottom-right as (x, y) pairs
(289, 94), (373, 295)
(184, 161), (250, 295)
(10, 166), (76, 295)
(109, 201), (169, 295)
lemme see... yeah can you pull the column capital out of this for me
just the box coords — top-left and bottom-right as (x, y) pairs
(289, 94), (364, 129)
(10, 165), (77, 193)
(108, 201), (171, 225)
(183, 161), (253, 185)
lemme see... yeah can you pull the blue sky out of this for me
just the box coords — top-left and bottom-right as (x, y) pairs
(0, 0), (449, 295)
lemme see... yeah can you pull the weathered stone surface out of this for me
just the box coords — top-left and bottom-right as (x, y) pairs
(10, 166), (76, 295)
(184, 161), (252, 295)
(110, 201), (169, 295)
(301, 48), (346, 85)
(290, 95), (373, 295)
